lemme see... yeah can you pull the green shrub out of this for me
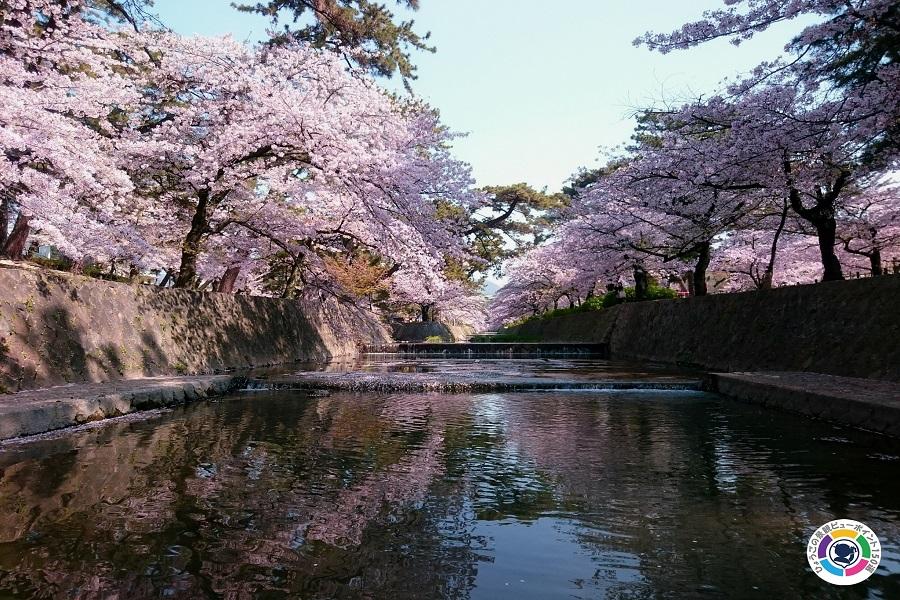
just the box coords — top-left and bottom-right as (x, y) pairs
(471, 333), (541, 343)
(505, 285), (680, 330)
(600, 284), (677, 308)
(27, 255), (73, 272)
(581, 296), (605, 311)
(647, 285), (679, 300)
(423, 335), (445, 343)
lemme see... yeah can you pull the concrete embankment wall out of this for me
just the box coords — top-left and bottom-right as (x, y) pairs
(391, 321), (475, 342)
(505, 276), (900, 382)
(0, 264), (391, 392)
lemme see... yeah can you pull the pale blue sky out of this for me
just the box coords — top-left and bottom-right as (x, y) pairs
(152, 0), (805, 192)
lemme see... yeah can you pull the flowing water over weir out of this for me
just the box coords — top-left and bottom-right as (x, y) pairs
(0, 350), (899, 599)
(363, 342), (608, 358)
(245, 355), (702, 393)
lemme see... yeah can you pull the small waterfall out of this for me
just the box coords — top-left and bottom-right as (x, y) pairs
(360, 342), (608, 358)
(243, 374), (703, 394)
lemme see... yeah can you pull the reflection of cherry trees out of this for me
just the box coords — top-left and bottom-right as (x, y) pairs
(300, 394), (465, 547)
(486, 393), (900, 597)
(1, 390), (899, 598)
(0, 392), (482, 598)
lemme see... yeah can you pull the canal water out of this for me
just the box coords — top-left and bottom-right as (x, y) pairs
(0, 360), (898, 598)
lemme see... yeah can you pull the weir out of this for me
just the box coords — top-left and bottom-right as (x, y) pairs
(244, 377), (702, 393)
(245, 349), (700, 393)
(362, 341), (608, 358)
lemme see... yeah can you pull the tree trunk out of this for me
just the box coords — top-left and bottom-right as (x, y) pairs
(2, 213), (30, 259)
(692, 241), (711, 296)
(421, 303), (434, 322)
(815, 219), (844, 282)
(158, 269), (174, 287)
(784, 162), (847, 283)
(216, 266), (241, 293)
(174, 191), (209, 288)
(0, 197), (9, 248)
(761, 200), (789, 290)
(633, 264), (649, 300)
(869, 249), (883, 277)
(281, 258), (303, 298)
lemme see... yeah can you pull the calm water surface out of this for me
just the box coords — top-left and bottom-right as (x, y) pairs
(0, 373), (899, 598)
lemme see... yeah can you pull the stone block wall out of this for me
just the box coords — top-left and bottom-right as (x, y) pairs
(506, 276), (900, 381)
(0, 264), (391, 392)
(391, 321), (474, 342)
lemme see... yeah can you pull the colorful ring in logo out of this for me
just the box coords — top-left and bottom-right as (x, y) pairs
(808, 519), (881, 586)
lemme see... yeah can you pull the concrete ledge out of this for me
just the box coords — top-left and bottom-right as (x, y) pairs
(709, 372), (900, 437)
(0, 375), (246, 440)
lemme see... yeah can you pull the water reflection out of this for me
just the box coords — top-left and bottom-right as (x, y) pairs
(0, 389), (898, 599)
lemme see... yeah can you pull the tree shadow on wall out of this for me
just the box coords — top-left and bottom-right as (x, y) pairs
(1, 278), (386, 392)
(139, 330), (169, 374)
(45, 306), (134, 382)
(138, 287), (333, 374)
(1, 305), (129, 391)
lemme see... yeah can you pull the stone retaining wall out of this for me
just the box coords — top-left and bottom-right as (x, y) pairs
(391, 321), (474, 342)
(505, 276), (900, 381)
(0, 264), (391, 392)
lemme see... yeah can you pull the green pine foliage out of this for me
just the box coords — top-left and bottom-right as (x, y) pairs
(235, 0), (434, 84)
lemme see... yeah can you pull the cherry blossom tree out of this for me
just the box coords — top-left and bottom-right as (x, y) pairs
(837, 183), (900, 276)
(637, 0), (899, 145)
(119, 33), (472, 290)
(1, 3), (485, 329)
(491, 1), (900, 311)
(568, 106), (778, 296)
(0, 0), (144, 261)
(487, 237), (622, 328)
(635, 1), (900, 282)
(387, 250), (487, 328)
(602, 85), (893, 283)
